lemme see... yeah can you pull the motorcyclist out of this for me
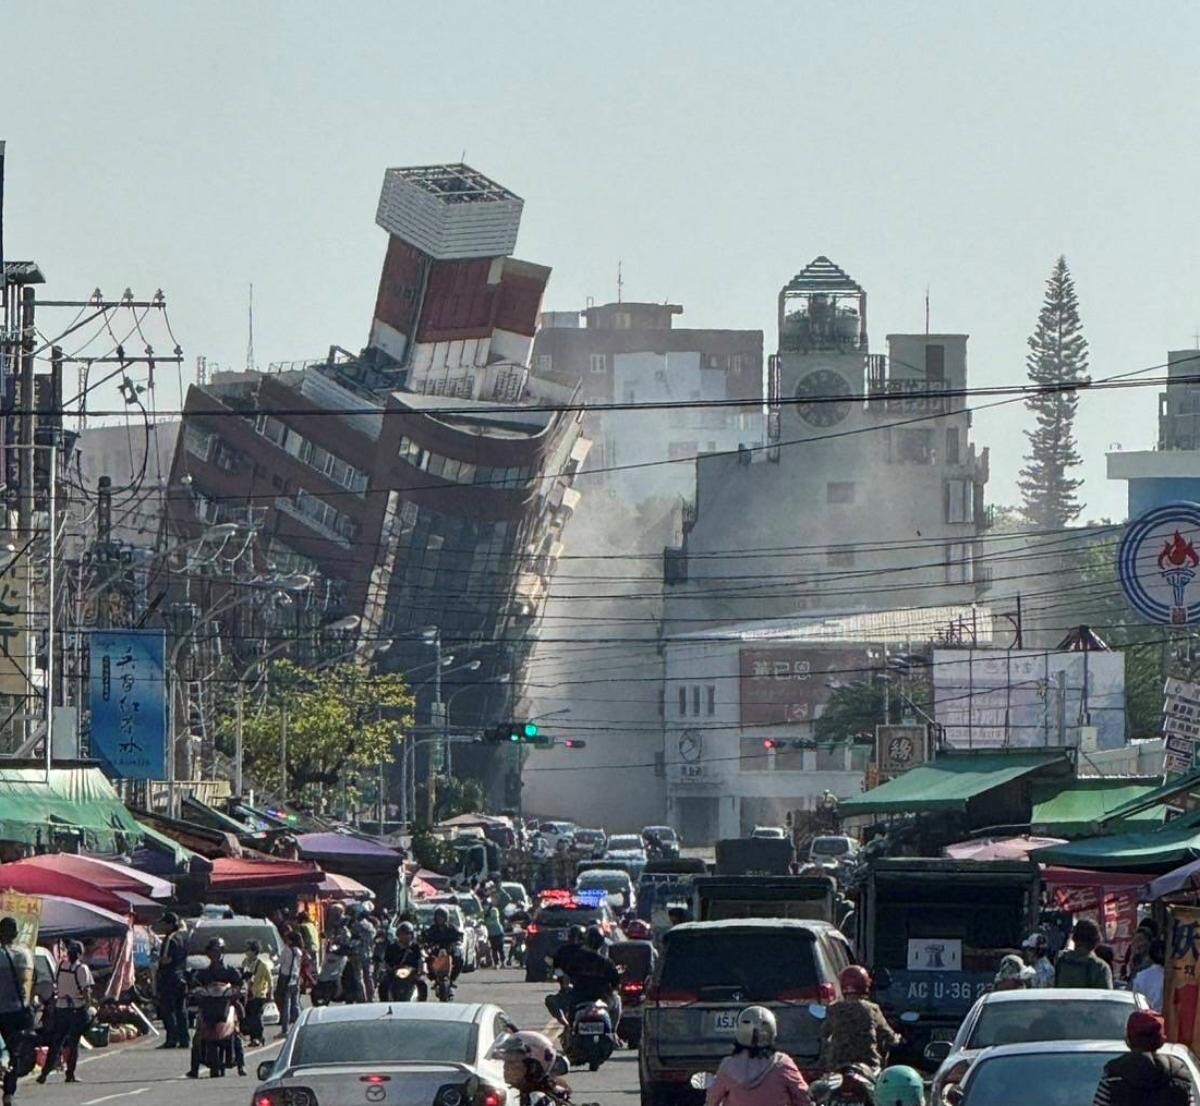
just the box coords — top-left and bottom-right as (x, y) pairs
(875, 1066), (926, 1106)
(818, 966), (900, 1074)
(488, 1029), (571, 1106)
(705, 1006), (811, 1106)
(550, 926), (621, 1037)
(421, 906), (465, 991)
(380, 922), (427, 1002)
(186, 938), (246, 1079)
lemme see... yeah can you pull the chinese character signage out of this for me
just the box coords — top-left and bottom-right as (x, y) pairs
(739, 647), (869, 726)
(89, 629), (167, 780)
(1166, 906), (1200, 1047)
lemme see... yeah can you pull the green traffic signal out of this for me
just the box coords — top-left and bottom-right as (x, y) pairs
(523, 722), (538, 739)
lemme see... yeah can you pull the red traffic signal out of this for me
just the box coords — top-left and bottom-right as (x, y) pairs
(563, 739), (587, 749)
(763, 739), (781, 750)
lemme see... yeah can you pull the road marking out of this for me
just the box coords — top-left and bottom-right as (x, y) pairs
(81, 1089), (148, 1106)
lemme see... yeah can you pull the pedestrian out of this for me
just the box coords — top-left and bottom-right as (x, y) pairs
(993, 954), (1034, 991)
(0, 915), (33, 1106)
(350, 905), (378, 1003)
(37, 941), (93, 1085)
(1092, 1010), (1189, 1106)
(1055, 919), (1113, 989)
(314, 906), (351, 1006)
(484, 901), (506, 967)
(1124, 928), (1153, 985)
(156, 912), (189, 1049)
(240, 940), (272, 1046)
(275, 930), (303, 1037)
(1022, 932), (1055, 988)
(1132, 940), (1165, 1012)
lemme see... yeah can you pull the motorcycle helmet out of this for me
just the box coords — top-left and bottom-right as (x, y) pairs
(396, 921), (415, 936)
(839, 965), (871, 997)
(566, 924), (586, 944)
(585, 926), (606, 950)
(625, 920), (652, 940)
(433, 906), (449, 923)
(733, 1006), (777, 1049)
(205, 937), (226, 955)
(488, 1029), (560, 1077)
(876, 1066), (925, 1106)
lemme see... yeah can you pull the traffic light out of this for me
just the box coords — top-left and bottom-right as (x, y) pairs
(563, 739), (587, 749)
(763, 738), (781, 750)
(484, 721), (551, 746)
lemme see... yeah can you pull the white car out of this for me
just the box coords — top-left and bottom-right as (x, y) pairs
(537, 821), (577, 850)
(185, 915), (283, 1024)
(254, 1002), (518, 1106)
(927, 987), (1148, 1104)
(809, 835), (858, 865)
(951, 1039), (1200, 1106)
(576, 868), (637, 913)
(750, 825), (787, 839)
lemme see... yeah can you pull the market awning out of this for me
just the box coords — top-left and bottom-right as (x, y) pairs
(1096, 766), (1200, 825)
(132, 820), (212, 876)
(26, 854), (172, 899)
(840, 752), (1068, 816)
(0, 767), (144, 853)
(0, 862), (134, 915)
(208, 857), (323, 893)
(944, 835), (1066, 860)
(295, 832), (402, 863)
(38, 896), (129, 942)
(317, 872), (374, 899)
(1030, 778), (1166, 838)
(1031, 822), (1200, 872)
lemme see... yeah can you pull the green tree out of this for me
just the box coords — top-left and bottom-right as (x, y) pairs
(236, 660), (414, 802)
(434, 777), (489, 822)
(1018, 256), (1090, 529)
(814, 681), (887, 743)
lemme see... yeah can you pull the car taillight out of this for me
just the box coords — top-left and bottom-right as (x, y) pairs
(526, 923), (539, 935)
(256, 1091), (318, 1106)
(944, 1060), (970, 1085)
(621, 980), (644, 995)
(359, 1075), (391, 1085)
(473, 1083), (505, 1106)
(818, 982), (836, 1004)
(777, 982), (835, 1004)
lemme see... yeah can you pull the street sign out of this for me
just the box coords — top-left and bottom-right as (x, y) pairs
(1165, 716), (1200, 740)
(89, 629), (167, 780)
(1118, 503), (1200, 625)
(1165, 677), (1200, 706)
(1166, 734), (1197, 756)
(1167, 750), (1193, 773)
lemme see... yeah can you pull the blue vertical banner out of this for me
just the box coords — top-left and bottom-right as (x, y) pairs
(89, 629), (167, 780)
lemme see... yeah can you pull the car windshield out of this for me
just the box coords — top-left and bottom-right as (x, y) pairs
(575, 831), (601, 843)
(646, 827), (676, 840)
(292, 1018), (475, 1066)
(579, 873), (629, 892)
(811, 838), (850, 856)
(609, 836), (642, 851)
(417, 905), (463, 929)
(501, 884), (527, 901)
(962, 1051), (1124, 1106)
(968, 1000), (1134, 1048)
(536, 906), (604, 927)
(661, 930), (817, 1000)
(187, 925), (280, 955)
(457, 898), (481, 918)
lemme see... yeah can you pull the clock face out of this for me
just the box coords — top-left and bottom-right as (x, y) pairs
(888, 736), (915, 763)
(678, 731), (702, 763)
(795, 369), (853, 426)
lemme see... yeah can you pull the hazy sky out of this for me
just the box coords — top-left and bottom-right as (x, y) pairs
(5, 1), (1199, 521)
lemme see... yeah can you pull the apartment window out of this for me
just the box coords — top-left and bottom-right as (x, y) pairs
(827, 547), (856, 569)
(212, 438), (238, 473)
(678, 686), (687, 717)
(945, 478), (974, 523)
(945, 426), (961, 465)
(896, 428), (934, 464)
(706, 686), (716, 716)
(613, 312), (632, 329)
(183, 424), (213, 462)
(589, 353), (607, 374)
(255, 414), (287, 446)
(692, 686), (701, 716)
(827, 481), (855, 505)
(731, 354), (745, 375)
(925, 344), (946, 382)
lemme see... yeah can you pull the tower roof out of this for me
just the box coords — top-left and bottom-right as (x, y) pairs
(782, 256), (863, 295)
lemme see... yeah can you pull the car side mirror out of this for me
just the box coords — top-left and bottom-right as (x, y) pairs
(924, 1040), (952, 1064)
(689, 1073), (716, 1090)
(256, 1061), (274, 1081)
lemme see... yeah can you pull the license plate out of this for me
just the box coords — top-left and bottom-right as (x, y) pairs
(578, 1022), (604, 1035)
(707, 1011), (739, 1035)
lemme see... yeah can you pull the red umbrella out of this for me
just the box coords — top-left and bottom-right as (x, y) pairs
(0, 862), (131, 915)
(23, 854), (172, 900)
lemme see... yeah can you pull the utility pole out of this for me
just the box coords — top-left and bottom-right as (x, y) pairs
(279, 701), (288, 802)
(16, 287), (34, 754)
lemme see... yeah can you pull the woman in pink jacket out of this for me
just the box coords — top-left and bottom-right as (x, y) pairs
(705, 1006), (812, 1106)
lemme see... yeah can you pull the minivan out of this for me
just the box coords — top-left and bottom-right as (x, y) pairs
(638, 918), (853, 1106)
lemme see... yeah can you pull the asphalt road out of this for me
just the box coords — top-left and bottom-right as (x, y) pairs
(21, 967), (640, 1106)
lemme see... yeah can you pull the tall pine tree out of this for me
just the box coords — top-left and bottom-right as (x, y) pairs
(1018, 256), (1089, 529)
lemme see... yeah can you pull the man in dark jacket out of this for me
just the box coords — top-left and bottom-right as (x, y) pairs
(1092, 1010), (1190, 1106)
(156, 913), (190, 1048)
(1056, 919), (1113, 989)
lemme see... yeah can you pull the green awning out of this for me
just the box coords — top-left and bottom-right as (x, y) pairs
(840, 752), (1067, 817)
(0, 766), (143, 852)
(1096, 766), (1200, 825)
(1030, 822), (1200, 872)
(1031, 778), (1165, 838)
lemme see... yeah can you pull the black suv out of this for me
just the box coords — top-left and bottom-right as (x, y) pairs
(523, 897), (617, 983)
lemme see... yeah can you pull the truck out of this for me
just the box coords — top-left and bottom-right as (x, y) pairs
(855, 858), (1041, 1060)
(692, 874), (838, 923)
(714, 836), (794, 876)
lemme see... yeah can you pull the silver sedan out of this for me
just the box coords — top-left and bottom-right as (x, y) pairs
(253, 1002), (517, 1106)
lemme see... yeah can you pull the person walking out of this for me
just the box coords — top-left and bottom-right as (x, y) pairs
(1132, 940), (1166, 1012)
(156, 912), (189, 1048)
(1092, 1010), (1190, 1105)
(1055, 919), (1113, 989)
(37, 942), (93, 1084)
(0, 916), (33, 1106)
(1022, 933), (1055, 988)
(275, 930), (303, 1037)
(240, 941), (272, 1046)
(484, 901), (505, 968)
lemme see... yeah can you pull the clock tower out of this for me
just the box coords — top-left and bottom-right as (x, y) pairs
(771, 256), (867, 432)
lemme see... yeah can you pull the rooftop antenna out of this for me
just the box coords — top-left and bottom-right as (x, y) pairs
(617, 260), (623, 304)
(1193, 327), (1199, 350)
(925, 286), (930, 335)
(246, 283), (255, 373)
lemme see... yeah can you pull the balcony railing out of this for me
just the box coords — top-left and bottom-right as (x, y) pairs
(274, 496), (352, 548)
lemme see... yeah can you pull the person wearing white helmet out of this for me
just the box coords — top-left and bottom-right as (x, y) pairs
(488, 1029), (570, 1105)
(704, 1006), (811, 1106)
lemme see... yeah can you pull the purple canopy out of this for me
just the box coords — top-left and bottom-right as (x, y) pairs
(39, 895), (129, 941)
(295, 832), (402, 861)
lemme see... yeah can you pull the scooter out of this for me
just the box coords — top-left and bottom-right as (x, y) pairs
(428, 949), (454, 1003)
(808, 1065), (879, 1105)
(193, 983), (238, 1078)
(563, 999), (616, 1073)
